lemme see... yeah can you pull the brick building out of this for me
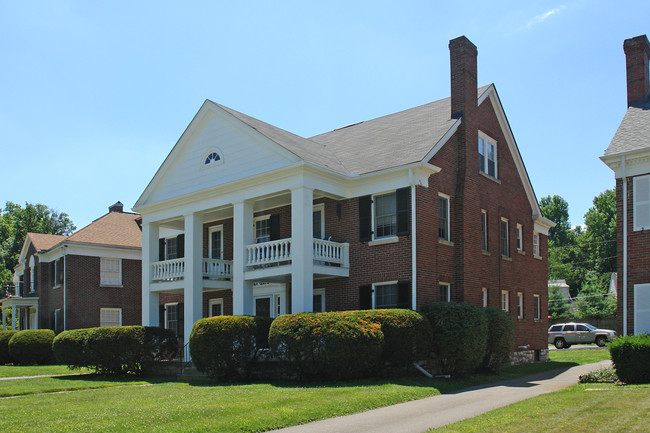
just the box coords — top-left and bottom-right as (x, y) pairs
(601, 34), (650, 335)
(135, 36), (554, 360)
(1, 202), (142, 331)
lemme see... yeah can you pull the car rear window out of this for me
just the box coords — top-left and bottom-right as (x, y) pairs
(563, 324), (575, 331)
(549, 325), (562, 332)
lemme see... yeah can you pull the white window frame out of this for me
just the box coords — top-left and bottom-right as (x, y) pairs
(633, 175), (650, 231)
(481, 210), (488, 252)
(165, 302), (179, 331)
(100, 258), (122, 286)
(372, 281), (399, 309)
(53, 258), (64, 288)
(478, 131), (498, 179)
(482, 287), (488, 307)
(533, 232), (540, 258)
(254, 215), (271, 244)
(253, 284), (286, 318)
(100, 308), (122, 327)
(313, 203), (325, 240)
(313, 288), (326, 312)
(501, 290), (509, 312)
(438, 194), (450, 242)
(372, 191), (398, 240)
(500, 218), (510, 257)
(208, 225), (224, 260)
(516, 224), (523, 252)
(533, 294), (541, 321)
(439, 282), (451, 303)
(208, 298), (224, 317)
(517, 292), (524, 319)
(165, 236), (178, 260)
(201, 148), (224, 170)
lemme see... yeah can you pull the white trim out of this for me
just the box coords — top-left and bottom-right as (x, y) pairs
(478, 130), (498, 179)
(164, 302), (179, 330)
(481, 209), (488, 252)
(312, 203), (325, 239)
(208, 298), (224, 316)
(439, 282), (451, 303)
(371, 281), (399, 309)
(372, 190), (398, 240)
(252, 283), (286, 318)
(517, 292), (523, 319)
(533, 294), (541, 321)
(208, 225), (224, 260)
(634, 283), (650, 335)
(100, 307), (122, 327)
(482, 287), (488, 307)
(516, 223), (523, 252)
(438, 193), (450, 242)
(623, 165), (628, 335)
(100, 257), (122, 286)
(500, 217), (510, 257)
(501, 290), (509, 312)
(532, 231), (541, 258)
(410, 180), (417, 310)
(201, 147), (225, 170)
(633, 175), (650, 231)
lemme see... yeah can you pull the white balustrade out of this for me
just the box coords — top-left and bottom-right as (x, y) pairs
(151, 258), (185, 281)
(246, 239), (292, 266)
(202, 258), (232, 279)
(313, 239), (350, 267)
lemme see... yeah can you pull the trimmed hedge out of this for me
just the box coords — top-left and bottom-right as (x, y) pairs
(269, 312), (384, 380)
(8, 329), (55, 365)
(189, 316), (271, 380)
(481, 307), (514, 373)
(609, 334), (650, 384)
(420, 302), (488, 375)
(52, 328), (94, 369)
(349, 309), (432, 368)
(0, 330), (18, 364)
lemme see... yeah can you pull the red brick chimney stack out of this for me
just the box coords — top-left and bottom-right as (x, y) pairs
(624, 34), (650, 107)
(449, 36), (478, 119)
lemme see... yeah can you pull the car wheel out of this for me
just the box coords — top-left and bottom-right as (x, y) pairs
(595, 336), (607, 347)
(554, 338), (567, 349)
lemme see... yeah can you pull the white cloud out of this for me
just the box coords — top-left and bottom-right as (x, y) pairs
(527, 5), (566, 29)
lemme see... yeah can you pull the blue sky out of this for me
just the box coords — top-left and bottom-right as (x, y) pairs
(1, 1), (647, 230)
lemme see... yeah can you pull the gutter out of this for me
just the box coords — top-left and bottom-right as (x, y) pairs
(409, 168), (417, 310)
(622, 156), (628, 335)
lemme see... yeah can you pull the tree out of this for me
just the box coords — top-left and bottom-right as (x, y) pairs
(572, 271), (616, 319)
(540, 195), (575, 247)
(548, 286), (571, 319)
(0, 202), (76, 283)
(580, 189), (616, 275)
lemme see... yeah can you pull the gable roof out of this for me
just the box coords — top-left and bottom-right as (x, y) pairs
(603, 101), (650, 156)
(65, 212), (142, 248)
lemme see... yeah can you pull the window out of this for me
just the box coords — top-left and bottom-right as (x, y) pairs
(634, 175), (650, 230)
(439, 283), (451, 303)
(52, 258), (64, 287)
(501, 290), (509, 312)
(202, 149), (224, 169)
(313, 288), (326, 312)
(313, 204), (325, 239)
(375, 283), (399, 308)
(563, 324), (574, 332)
(166, 237), (178, 260)
(100, 308), (122, 327)
(517, 292), (523, 319)
(375, 192), (398, 238)
(478, 134), (497, 178)
(438, 194), (450, 241)
(255, 216), (271, 244)
(533, 232), (540, 257)
(549, 324), (562, 332)
(29, 256), (35, 293)
(533, 295), (540, 321)
(500, 218), (509, 257)
(516, 224), (523, 252)
(482, 287), (488, 307)
(100, 258), (122, 286)
(209, 226), (223, 259)
(481, 210), (488, 251)
(209, 298), (224, 316)
(165, 303), (178, 334)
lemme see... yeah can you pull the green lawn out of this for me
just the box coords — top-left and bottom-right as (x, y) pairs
(0, 364), (90, 378)
(432, 383), (650, 432)
(548, 347), (611, 364)
(0, 349), (612, 432)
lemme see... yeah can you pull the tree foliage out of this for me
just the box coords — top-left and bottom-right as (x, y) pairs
(0, 202), (75, 283)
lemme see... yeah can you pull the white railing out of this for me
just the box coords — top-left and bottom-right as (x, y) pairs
(313, 239), (350, 267)
(202, 258), (232, 279)
(152, 258), (185, 281)
(247, 239), (292, 266)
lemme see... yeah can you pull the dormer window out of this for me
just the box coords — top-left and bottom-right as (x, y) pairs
(202, 149), (224, 169)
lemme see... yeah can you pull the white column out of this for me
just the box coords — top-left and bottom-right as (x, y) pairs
(11, 305), (16, 331)
(35, 304), (39, 329)
(141, 222), (161, 327)
(233, 201), (254, 315)
(184, 212), (204, 342)
(291, 187), (314, 313)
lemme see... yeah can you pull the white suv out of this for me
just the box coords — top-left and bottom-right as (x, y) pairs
(548, 322), (617, 349)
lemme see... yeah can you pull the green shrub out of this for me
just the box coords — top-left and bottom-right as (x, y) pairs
(481, 307), (514, 373)
(420, 302), (488, 375)
(52, 328), (93, 369)
(7, 329), (55, 365)
(609, 334), (650, 384)
(141, 326), (178, 373)
(579, 367), (618, 383)
(269, 312), (384, 380)
(85, 326), (145, 374)
(349, 309), (432, 368)
(189, 316), (269, 380)
(0, 330), (18, 364)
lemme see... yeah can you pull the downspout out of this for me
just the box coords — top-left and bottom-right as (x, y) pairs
(621, 157), (628, 335)
(63, 250), (67, 331)
(409, 168), (417, 310)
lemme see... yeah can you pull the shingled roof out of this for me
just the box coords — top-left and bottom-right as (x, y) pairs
(66, 211), (142, 248)
(604, 100), (650, 156)
(27, 233), (68, 252)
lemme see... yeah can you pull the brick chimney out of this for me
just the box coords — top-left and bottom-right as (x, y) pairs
(109, 201), (124, 213)
(449, 36), (478, 119)
(624, 35), (650, 107)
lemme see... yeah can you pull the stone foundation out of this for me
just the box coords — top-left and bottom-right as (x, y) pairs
(510, 348), (549, 365)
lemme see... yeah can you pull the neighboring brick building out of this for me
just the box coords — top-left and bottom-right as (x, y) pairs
(135, 36), (554, 361)
(601, 34), (650, 336)
(1, 202), (142, 331)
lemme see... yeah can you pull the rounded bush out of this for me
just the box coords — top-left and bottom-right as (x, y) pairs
(0, 330), (18, 364)
(189, 316), (269, 380)
(141, 326), (178, 373)
(8, 329), (55, 365)
(481, 307), (514, 373)
(609, 334), (650, 384)
(420, 302), (488, 375)
(269, 312), (384, 380)
(85, 326), (145, 374)
(52, 328), (93, 369)
(348, 309), (432, 368)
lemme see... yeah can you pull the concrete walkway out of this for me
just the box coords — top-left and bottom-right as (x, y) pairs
(272, 360), (611, 433)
